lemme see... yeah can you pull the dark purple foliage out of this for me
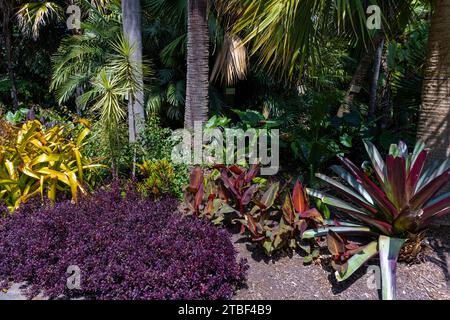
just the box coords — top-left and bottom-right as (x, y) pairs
(0, 186), (248, 300)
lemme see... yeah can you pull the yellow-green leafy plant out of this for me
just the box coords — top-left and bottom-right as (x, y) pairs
(0, 119), (100, 211)
(136, 159), (175, 197)
(0, 119), (17, 149)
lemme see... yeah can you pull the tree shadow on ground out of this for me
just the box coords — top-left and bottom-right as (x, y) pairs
(426, 227), (450, 286)
(319, 256), (382, 299)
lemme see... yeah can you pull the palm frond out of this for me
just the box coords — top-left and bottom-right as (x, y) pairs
(210, 34), (248, 86)
(16, 1), (64, 40)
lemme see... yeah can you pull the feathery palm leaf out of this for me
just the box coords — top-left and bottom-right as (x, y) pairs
(16, 0), (64, 39)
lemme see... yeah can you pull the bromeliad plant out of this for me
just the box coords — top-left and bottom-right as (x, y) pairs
(306, 140), (450, 300)
(0, 119), (100, 211)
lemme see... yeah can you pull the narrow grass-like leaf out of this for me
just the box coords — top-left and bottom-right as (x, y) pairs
(302, 226), (373, 239)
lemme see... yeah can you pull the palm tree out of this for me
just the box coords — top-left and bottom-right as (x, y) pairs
(220, 0), (413, 114)
(184, 0), (209, 129)
(50, 3), (148, 175)
(13, 0), (145, 144)
(417, 0), (450, 170)
(0, 0), (69, 110)
(121, 0), (146, 141)
(145, 0), (247, 127)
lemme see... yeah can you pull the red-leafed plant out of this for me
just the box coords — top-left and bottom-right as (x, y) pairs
(217, 164), (260, 217)
(184, 166), (224, 224)
(184, 165), (260, 224)
(278, 180), (324, 261)
(184, 165), (326, 258)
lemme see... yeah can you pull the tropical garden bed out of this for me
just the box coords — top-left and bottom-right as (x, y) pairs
(0, 0), (449, 302)
(234, 227), (450, 300)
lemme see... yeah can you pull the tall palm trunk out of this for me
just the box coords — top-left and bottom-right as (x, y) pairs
(121, 0), (145, 143)
(417, 0), (450, 162)
(417, 0), (450, 193)
(185, 0), (209, 129)
(337, 32), (385, 117)
(368, 37), (385, 117)
(1, 1), (19, 110)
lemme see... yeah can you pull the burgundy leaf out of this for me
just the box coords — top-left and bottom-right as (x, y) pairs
(188, 166), (204, 193)
(241, 184), (259, 206)
(282, 193), (294, 225)
(244, 164), (260, 183)
(293, 180), (308, 213)
(410, 169), (450, 210)
(337, 207), (394, 235)
(327, 230), (346, 256)
(300, 208), (323, 224)
(220, 169), (239, 198)
(405, 150), (427, 199)
(228, 165), (244, 175)
(194, 182), (204, 213)
(339, 156), (397, 220)
(386, 155), (407, 211)
(421, 195), (450, 223)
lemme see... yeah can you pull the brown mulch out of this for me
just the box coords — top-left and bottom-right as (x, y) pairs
(233, 227), (450, 300)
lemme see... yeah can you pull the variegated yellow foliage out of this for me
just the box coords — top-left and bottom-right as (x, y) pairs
(0, 119), (101, 211)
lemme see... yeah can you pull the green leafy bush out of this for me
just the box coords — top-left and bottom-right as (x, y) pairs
(84, 116), (188, 194)
(137, 159), (175, 197)
(135, 159), (186, 199)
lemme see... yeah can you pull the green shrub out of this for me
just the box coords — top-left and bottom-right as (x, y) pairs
(136, 159), (187, 199)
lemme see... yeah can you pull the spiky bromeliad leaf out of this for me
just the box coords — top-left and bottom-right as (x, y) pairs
(323, 141), (450, 234)
(363, 140), (386, 185)
(330, 165), (374, 205)
(379, 236), (405, 300)
(307, 188), (393, 235)
(338, 156), (398, 220)
(302, 226), (373, 239)
(314, 140), (449, 299)
(315, 173), (377, 214)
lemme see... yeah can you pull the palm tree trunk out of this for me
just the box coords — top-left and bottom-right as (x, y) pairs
(1, 2), (19, 110)
(369, 37), (385, 117)
(337, 32), (385, 117)
(121, 0), (145, 143)
(185, 0), (209, 129)
(417, 0), (450, 191)
(380, 50), (393, 129)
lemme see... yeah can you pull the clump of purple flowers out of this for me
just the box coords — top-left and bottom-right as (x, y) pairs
(0, 185), (248, 300)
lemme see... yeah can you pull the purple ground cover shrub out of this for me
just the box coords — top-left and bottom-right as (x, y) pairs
(0, 185), (248, 300)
